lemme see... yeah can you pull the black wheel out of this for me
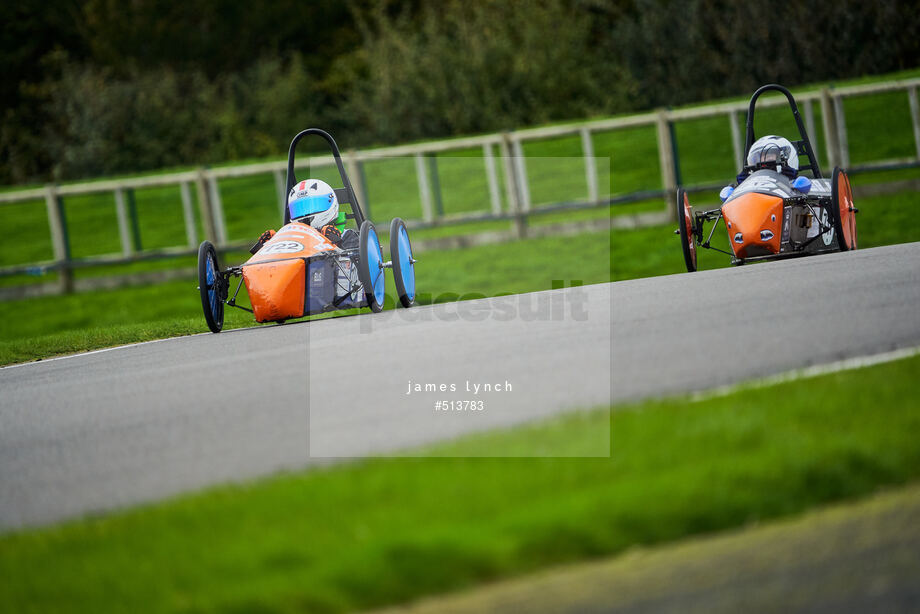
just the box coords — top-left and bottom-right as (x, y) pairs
(676, 188), (698, 272)
(357, 221), (385, 313)
(198, 241), (225, 333)
(389, 217), (416, 308)
(830, 167), (858, 251)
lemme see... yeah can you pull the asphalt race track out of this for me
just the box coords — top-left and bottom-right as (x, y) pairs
(1, 242), (919, 530)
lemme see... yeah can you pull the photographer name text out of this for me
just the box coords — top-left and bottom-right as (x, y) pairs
(407, 380), (513, 395)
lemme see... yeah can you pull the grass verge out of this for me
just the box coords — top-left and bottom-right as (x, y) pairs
(0, 228), (611, 364)
(377, 483), (920, 614)
(1, 353), (919, 613)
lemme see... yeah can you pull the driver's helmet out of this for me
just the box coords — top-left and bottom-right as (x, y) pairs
(746, 135), (799, 178)
(288, 179), (338, 229)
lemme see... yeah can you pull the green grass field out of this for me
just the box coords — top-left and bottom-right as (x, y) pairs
(387, 483), (920, 614)
(1, 352), (918, 613)
(1, 68), (918, 270)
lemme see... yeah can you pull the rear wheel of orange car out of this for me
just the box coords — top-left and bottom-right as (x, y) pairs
(676, 188), (697, 272)
(197, 241), (225, 333)
(358, 221), (386, 313)
(830, 167), (858, 251)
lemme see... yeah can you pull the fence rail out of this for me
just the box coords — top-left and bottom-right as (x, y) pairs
(2, 78), (919, 291)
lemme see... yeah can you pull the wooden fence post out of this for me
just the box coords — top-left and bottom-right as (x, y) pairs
(207, 177), (227, 245)
(126, 188), (142, 252)
(581, 127), (599, 203)
(500, 133), (527, 239)
(483, 142), (503, 215)
(415, 153), (434, 223)
(346, 152), (369, 220)
(273, 168), (287, 218)
(729, 110), (743, 172)
(803, 98), (820, 166)
(656, 109), (679, 220)
(427, 154), (444, 219)
(908, 87), (920, 162)
(195, 168), (218, 244)
(114, 188), (133, 256)
(820, 88), (840, 170)
(511, 138), (532, 212)
(834, 95), (850, 169)
(179, 182), (198, 248)
(44, 185), (73, 293)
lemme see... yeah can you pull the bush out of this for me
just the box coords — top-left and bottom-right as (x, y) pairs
(39, 54), (331, 180)
(1, 0), (918, 184)
(609, 0), (920, 108)
(340, 0), (638, 142)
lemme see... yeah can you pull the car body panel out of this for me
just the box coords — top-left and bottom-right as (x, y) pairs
(243, 259), (306, 322)
(722, 191), (784, 258)
(246, 222), (337, 264)
(241, 223), (339, 322)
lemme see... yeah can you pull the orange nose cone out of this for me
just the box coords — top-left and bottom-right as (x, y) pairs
(243, 259), (306, 322)
(721, 192), (783, 258)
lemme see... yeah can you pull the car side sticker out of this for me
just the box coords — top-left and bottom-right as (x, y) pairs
(781, 207), (791, 243)
(809, 179), (832, 195)
(820, 208), (834, 246)
(262, 240), (305, 254)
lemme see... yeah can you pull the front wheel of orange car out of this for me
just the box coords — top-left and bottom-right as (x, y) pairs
(197, 241), (225, 333)
(676, 188), (698, 272)
(830, 167), (858, 251)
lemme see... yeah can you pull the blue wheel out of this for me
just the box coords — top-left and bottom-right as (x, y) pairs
(357, 221), (385, 313)
(197, 241), (225, 332)
(389, 218), (416, 307)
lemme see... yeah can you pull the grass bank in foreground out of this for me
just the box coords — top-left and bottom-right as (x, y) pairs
(1, 353), (918, 613)
(378, 483), (920, 614)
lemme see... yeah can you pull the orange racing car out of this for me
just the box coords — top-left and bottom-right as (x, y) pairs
(197, 128), (416, 332)
(676, 84), (858, 272)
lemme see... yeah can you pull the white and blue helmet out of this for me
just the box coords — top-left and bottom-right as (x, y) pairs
(747, 135), (799, 178)
(288, 179), (338, 229)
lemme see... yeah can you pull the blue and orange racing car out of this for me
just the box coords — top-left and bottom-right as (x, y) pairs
(197, 128), (417, 332)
